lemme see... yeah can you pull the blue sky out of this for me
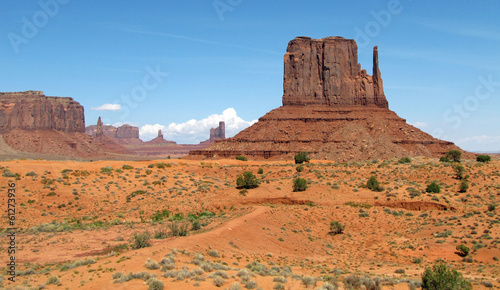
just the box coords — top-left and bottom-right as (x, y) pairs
(1, 1), (499, 151)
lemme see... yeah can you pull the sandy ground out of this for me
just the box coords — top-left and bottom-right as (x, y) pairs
(0, 157), (499, 289)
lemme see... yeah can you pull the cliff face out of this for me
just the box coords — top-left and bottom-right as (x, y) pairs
(282, 37), (388, 108)
(0, 91), (85, 133)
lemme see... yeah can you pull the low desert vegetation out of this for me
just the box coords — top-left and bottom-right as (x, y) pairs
(294, 152), (310, 164)
(235, 156), (248, 161)
(426, 181), (441, 193)
(366, 176), (384, 192)
(476, 154), (491, 162)
(329, 221), (344, 235)
(292, 177), (308, 192)
(421, 262), (472, 289)
(236, 171), (259, 189)
(446, 150), (462, 162)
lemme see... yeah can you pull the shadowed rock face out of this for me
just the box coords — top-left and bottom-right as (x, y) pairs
(0, 91), (85, 133)
(282, 37), (387, 108)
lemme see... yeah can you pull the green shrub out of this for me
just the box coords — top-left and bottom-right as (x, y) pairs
(132, 231), (151, 249)
(329, 221), (344, 235)
(426, 182), (441, 193)
(440, 156), (450, 163)
(257, 168), (264, 174)
(453, 164), (465, 180)
(122, 164), (134, 170)
(47, 275), (60, 285)
(421, 262), (471, 289)
(294, 152), (310, 164)
(399, 157), (412, 164)
(367, 176), (384, 192)
(446, 150), (462, 162)
(235, 156), (247, 161)
(296, 165), (304, 172)
(456, 244), (470, 257)
(293, 178), (308, 192)
(236, 171), (259, 189)
(476, 154), (491, 162)
(459, 180), (469, 193)
(100, 166), (113, 174)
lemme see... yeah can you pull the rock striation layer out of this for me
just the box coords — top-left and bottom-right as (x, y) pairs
(0, 91), (85, 133)
(282, 37), (387, 108)
(189, 36), (469, 161)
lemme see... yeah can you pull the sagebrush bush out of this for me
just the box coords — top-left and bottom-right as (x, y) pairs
(456, 244), (470, 257)
(399, 157), (412, 164)
(122, 164), (134, 170)
(459, 180), (469, 193)
(47, 275), (60, 285)
(296, 165), (304, 172)
(236, 171), (259, 189)
(236, 156), (247, 161)
(453, 164), (466, 180)
(257, 168), (264, 174)
(145, 258), (160, 270)
(476, 154), (491, 162)
(132, 231), (151, 249)
(426, 181), (441, 193)
(293, 178), (308, 192)
(148, 279), (164, 290)
(329, 221), (344, 235)
(421, 262), (471, 289)
(294, 152), (310, 164)
(367, 176), (384, 192)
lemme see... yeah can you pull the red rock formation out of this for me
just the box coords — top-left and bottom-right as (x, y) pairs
(0, 91), (85, 132)
(210, 121), (225, 140)
(189, 36), (470, 161)
(115, 124), (139, 139)
(282, 37), (387, 108)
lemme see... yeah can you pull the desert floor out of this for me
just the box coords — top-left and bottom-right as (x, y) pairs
(0, 156), (499, 289)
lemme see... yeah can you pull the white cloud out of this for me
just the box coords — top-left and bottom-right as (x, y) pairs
(91, 104), (122, 111)
(409, 121), (429, 128)
(139, 108), (258, 144)
(456, 135), (500, 152)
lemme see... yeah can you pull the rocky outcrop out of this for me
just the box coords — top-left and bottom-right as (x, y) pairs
(115, 124), (139, 139)
(0, 91), (85, 133)
(145, 129), (176, 146)
(282, 37), (388, 108)
(210, 121), (225, 140)
(190, 36), (470, 161)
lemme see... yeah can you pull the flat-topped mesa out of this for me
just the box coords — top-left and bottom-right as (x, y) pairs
(0, 91), (85, 133)
(282, 36), (388, 108)
(115, 125), (139, 139)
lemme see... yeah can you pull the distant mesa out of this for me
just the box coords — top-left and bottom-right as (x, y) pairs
(0, 91), (129, 158)
(190, 36), (469, 161)
(0, 90), (85, 133)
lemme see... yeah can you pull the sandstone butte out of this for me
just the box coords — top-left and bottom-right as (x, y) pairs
(0, 91), (129, 158)
(189, 36), (470, 161)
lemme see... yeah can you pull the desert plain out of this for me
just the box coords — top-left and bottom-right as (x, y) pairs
(1, 156), (499, 289)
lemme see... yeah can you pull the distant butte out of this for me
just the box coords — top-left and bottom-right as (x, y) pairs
(189, 36), (470, 161)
